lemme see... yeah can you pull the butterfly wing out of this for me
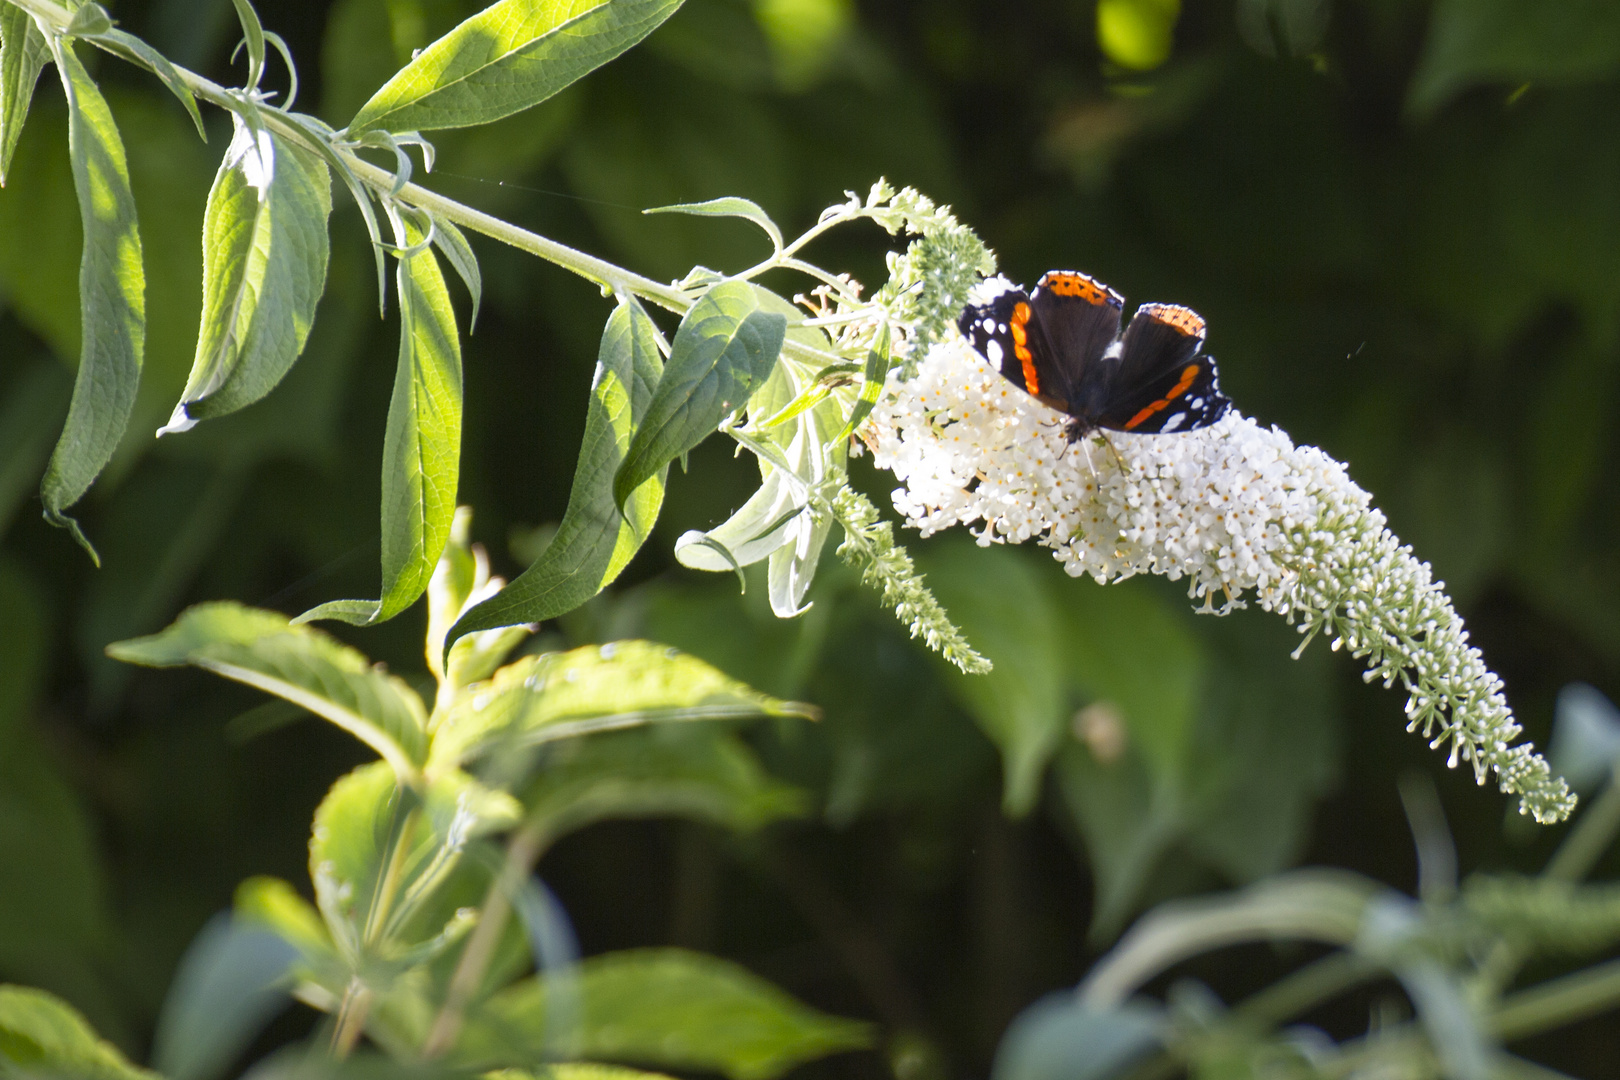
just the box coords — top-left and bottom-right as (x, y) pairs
(1099, 303), (1232, 433)
(1027, 271), (1124, 411)
(958, 278), (1041, 392)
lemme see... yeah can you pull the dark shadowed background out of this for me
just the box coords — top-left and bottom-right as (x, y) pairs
(1, 0), (1618, 1075)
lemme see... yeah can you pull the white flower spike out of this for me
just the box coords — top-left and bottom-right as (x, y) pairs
(866, 334), (1575, 823)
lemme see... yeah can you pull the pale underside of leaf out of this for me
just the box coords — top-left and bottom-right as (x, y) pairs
(163, 123), (332, 434)
(613, 280), (786, 511)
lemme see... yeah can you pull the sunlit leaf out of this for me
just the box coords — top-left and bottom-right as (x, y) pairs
(299, 227), (462, 626)
(0, 7), (50, 185)
(430, 640), (814, 769)
(0, 985), (156, 1080)
(463, 948), (873, 1079)
(348, 0), (686, 134)
(644, 196), (782, 252)
(106, 602), (431, 777)
(162, 121), (331, 432)
(39, 36), (145, 562)
(449, 299), (663, 646)
(309, 761), (518, 957)
(613, 281), (786, 513)
(1095, 0), (1180, 71)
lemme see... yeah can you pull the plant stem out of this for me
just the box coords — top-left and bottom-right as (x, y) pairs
(1544, 763), (1620, 883)
(1228, 950), (1381, 1029)
(422, 817), (552, 1058)
(330, 977), (373, 1059)
(1493, 955), (1620, 1041)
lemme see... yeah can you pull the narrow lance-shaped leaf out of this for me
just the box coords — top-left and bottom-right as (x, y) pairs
(40, 35), (145, 563)
(431, 214), (482, 331)
(348, 0), (685, 134)
(83, 28), (207, 140)
(298, 223), (463, 626)
(0, 8), (51, 185)
(162, 121), (331, 433)
(644, 197), (783, 253)
(448, 298), (664, 647)
(106, 602), (431, 778)
(613, 281), (786, 512)
(835, 322), (891, 443)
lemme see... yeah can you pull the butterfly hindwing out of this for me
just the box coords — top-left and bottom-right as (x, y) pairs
(1100, 304), (1231, 433)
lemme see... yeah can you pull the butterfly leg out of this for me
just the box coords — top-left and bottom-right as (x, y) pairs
(1097, 431), (1128, 475)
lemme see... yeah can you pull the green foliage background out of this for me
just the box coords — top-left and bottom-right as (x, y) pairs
(1, 0), (1619, 1073)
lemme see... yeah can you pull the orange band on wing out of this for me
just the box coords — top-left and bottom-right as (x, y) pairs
(1123, 364), (1200, 430)
(1039, 271), (1120, 307)
(1011, 301), (1040, 395)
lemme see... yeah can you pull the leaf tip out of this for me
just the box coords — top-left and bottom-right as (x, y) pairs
(44, 508), (101, 567)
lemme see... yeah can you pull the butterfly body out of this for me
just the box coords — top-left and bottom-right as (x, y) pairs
(957, 271), (1231, 438)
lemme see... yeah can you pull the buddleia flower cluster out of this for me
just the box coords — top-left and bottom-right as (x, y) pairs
(861, 329), (1576, 823)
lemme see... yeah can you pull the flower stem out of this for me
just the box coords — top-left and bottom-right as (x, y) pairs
(1544, 762), (1620, 883)
(422, 818), (553, 1058)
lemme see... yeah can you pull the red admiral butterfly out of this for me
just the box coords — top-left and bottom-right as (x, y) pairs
(957, 271), (1231, 439)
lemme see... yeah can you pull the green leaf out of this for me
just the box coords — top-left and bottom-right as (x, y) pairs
(1407, 0), (1620, 119)
(151, 915), (299, 1080)
(85, 29), (208, 140)
(300, 227), (462, 626)
(834, 322), (890, 443)
(1095, 0), (1180, 72)
(613, 281), (786, 512)
(39, 36), (146, 563)
(429, 640), (814, 769)
(448, 298), (664, 645)
(430, 214), (482, 331)
(914, 541), (1068, 817)
(0, 985), (156, 1080)
(309, 761), (518, 958)
(106, 602), (431, 777)
(644, 197), (783, 252)
(234, 876), (335, 960)
(0, 7), (50, 185)
(348, 0), (686, 134)
(993, 997), (1164, 1080)
(229, 0), (267, 89)
(465, 948), (873, 1079)
(162, 122), (332, 432)
(519, 726), (807, 843)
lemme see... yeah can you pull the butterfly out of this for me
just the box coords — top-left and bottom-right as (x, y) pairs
(956, 271), (1231, 439)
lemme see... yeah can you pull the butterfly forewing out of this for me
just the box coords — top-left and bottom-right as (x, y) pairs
(1028, 271), (1124, 405)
